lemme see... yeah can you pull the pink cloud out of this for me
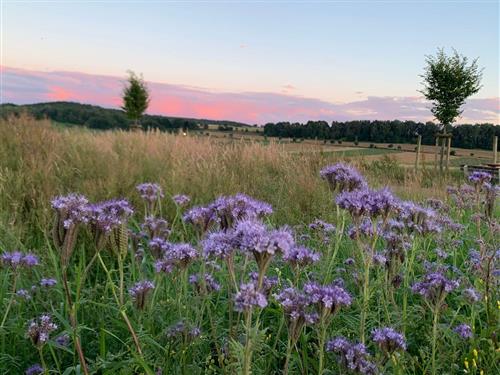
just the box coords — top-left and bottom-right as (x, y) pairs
(1, 66), (498, 124)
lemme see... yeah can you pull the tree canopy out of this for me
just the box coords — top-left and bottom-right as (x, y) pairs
(122, 71), (150, 128)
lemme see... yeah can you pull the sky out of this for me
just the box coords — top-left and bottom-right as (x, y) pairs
(1, 0), (499, 124)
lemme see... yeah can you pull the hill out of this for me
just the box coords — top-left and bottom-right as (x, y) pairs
(0, 102), (251, 131)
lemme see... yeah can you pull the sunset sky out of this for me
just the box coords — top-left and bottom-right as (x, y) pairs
(1, 1), (499, 124)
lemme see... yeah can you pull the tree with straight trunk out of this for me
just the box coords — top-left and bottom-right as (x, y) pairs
(122, 71), (150, 130)
(420, 48), (482, 172)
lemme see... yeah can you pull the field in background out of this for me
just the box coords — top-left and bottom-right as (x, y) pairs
(0, 116), (468, 245)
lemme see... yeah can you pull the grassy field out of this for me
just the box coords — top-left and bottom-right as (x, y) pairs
(0, 117), (498, 375)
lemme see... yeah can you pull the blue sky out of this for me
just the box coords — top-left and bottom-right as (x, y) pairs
(1, 1), (499, 123)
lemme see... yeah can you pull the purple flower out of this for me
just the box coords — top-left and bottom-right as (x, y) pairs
(248, 272), (278, 296)
(468, 171), (492, 186)
(304, 281), (352, 318)
(167, 243), (198, 268)
(320, 163), (368, 192)
(372, 252), (387, 266)
(344, 258), (355, 266)
(136, 182), (164, 203)
(55, 333), (70, 347)
(189, 273), (221, 293)
(326, 336), (377, 375)
(51, 193), (90, 228)
(234, 220), (294, 256)
(16, 289), (32, 300)
(234, 282), (268, 312)
(202, 230), (236, 260)
(309, 219), (336, 233)
(1, 251), (39, 269)
(462, 288), (481, 303)
(336, 188), (398, 219)
(148, 237), (173, 259)
(25, 364), (44, 375)
(183, 205), (216, 232)
(40, 278), (57, 288)
(371, 327), (406, 353)
(283, 246), (321, 268)
(128, 280), (155, 310)
(141, 216), (170, 240)
(172, 194), (191, 207)
(397, 201), (442, 235)
(411, 272), (459, 304)
(166, 320), (201, 342)
(27, 314), (58, 347)
(454, 324), (473, 339)
(88, 199), (134, 234)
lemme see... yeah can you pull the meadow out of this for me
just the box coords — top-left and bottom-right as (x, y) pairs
(0, 116), (498, 374)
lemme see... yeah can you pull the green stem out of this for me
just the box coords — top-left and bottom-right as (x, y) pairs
(38, 346), (49, 375)
(243, 310), (254, 375)
(318, 320), (327, 375)
(0, 272), (18, 328)
(431, 306), (440, 375)
(284, 335), (293, 375)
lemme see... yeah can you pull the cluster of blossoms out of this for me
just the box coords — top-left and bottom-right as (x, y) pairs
(1, 251), (39, 269)
(283, 245), (321, 268)
(25, 364), (44, 375)
(462, 287), (481, 303)
(336, 187), (399, 221)
(309, 219), (336, 243)
(51, 194), (90, 229)
(411, 271), (459, 305)
(189, 273), (221, 293)
(275, 287), (318, 342)
(396, 201), (444, 235)
(172, 194), (191, 207)
(468, 171), (492, 187)
(40, 278), (57, 287)
(136, 183), (164, 204)
(148, 237), (173, 259)
(454, 323), (473, 339)
(303, 281), (352, 320)
(88, 199), (134, 234)
(326, 337), (377, 375)
(248, 272), (278, 297)
(141, 216), (170, 240)
(184, 193), (273, 232)
(446, 184), (476, 210)
(166, 320), (201, 342)
(128, 280), (155, 310)
(202, 230), (236, 260)
(234, 282), (268, 312)
(320, 163), (367, 192)
(155, 243), (198, 273)
(26, 314), (58, 347)
(371, 327), (406, 354)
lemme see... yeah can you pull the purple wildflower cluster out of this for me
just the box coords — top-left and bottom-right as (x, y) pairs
(88, 199), (134, 233)
(303, 281), (352, 319)
(454, 323), (473, 339)
(25, 364), (44, 375)
(371, 327), (406, 353)
(283, 245), (321, 268)
(128, 280), (155, 310)
(51, 194), (90, 228)
(172, 194), (191, 207)
(468, 171), (492, 186)
(336, 187), (399, 220)
(141, 216), (170, 240)
(1, 251), (39, 269)
(201, 230), (236, 260)
(40, 278), (57, 287)
(234, 282), (268, 312)
(411, 271), (459, 304)
(446, 184), (476, 210)
(189, 273), (221, 293)
(136, 183), (164, 203)
(248, 272), (278, 297)
(155, 243), (198, 272)
(148, 237), (173, 259)
(320, 163), (368, 192)
(326, 337), (377, 375)
(27, 314), (58, 347)
(166, 320), (201, 342)
(184, 193), (273, 232)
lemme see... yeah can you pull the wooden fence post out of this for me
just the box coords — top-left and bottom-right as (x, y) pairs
(445, 136), (451, 172)
(415, 135), (422, 171)
(493, 136), (498, 164)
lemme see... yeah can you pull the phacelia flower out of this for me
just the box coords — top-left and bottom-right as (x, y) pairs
(371, 327), (406, 353)
(411, 272), (459, 305)
(189, 273), (221, 293)
(454, 323), (473, 339)
(136, 183), (164, 203)
(141, 216), (170, 240)
(40, 278), (57, 288)
(55, 333), (70, 347)
(468, 171), (492, 186)
(1, 251), (39, 269)
(51, 193), (90, 229)
(16, 289), (32, 301)
(27, 314), (58, 347)
(166, 320), (201, 342)
(25, 364), (44, 375)
(320, 163), (367, 192)
(88, 199), (134, 234)
(202, 230), (236, 260)
(128, 280), (155, 310)
(336, 188), (398, 220)
(148, 237), (173, 259)
(183, 205), (217, 233)
(304, 281), (352, 320)
(283, 246), (321, 268)
(462, 288), (481, 303)
(234, 282), (268, 312)
(326, 336), (377, 374)
(172, 194), (191, 207)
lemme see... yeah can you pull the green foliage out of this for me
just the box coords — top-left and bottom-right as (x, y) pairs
(420, 49), (483, 128)
(121, 71), (150, 127)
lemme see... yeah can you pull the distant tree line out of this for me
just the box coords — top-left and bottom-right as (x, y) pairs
(263, 120), (499, 150)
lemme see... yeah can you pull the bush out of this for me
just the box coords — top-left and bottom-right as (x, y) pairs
(450, 150), (456, 156)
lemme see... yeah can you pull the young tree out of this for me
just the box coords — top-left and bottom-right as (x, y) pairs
(122, 71), (150, 130)
(420, 48), (482, 131)
(420, 49), (482, 171)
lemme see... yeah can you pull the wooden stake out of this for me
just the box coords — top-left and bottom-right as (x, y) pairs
(445, 136), (451, 172)
(434, 137), (439, 171)
(415, 135), (422, 172)
(493, 136), (498, 164)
